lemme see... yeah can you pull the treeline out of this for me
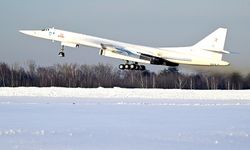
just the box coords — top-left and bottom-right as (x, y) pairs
(0, 62), (249, 89)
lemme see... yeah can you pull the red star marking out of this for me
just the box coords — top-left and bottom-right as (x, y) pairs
(58, 33), (64, 38)
(214, 38), (218, 42)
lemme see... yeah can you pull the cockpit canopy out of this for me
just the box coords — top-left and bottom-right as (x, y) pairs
(41, 28), (50, 31)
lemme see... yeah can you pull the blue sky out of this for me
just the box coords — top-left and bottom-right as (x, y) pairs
(0, 0), (249, 73)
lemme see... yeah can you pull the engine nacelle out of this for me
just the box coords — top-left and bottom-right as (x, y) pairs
(150, 57), (164, 65)
(150, 57), (179, 66)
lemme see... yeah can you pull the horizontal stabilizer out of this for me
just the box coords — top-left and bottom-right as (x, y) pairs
(202, 48), (230, 54)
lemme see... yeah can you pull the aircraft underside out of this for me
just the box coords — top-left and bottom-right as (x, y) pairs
(58, 44), (179, 71)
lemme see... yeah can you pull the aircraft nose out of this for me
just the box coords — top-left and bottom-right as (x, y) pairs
(19, 30), (36, 36)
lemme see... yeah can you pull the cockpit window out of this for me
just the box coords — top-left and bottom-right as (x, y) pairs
(41, 28), (49, 31)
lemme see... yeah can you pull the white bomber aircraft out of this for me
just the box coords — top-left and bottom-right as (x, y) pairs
(20, 28), (230, 71)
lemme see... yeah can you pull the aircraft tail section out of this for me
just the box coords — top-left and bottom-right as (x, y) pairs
(193, 28), (229, 54)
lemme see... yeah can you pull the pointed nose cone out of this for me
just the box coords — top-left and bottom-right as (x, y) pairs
(19, 30), (36, 36)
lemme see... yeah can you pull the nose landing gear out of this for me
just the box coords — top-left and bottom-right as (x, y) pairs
(58, 45), (65, 57)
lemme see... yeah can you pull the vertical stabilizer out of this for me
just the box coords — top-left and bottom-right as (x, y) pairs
(193, 28), (227, 52)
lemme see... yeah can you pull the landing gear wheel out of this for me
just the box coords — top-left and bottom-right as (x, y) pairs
(125, 64), (130, 70)
(130, 64), (136, 70)
(119, 64), (125, 70)
(58, 52), (65, 57)
(139, 65), (146, 71)
(135, 65), (140, 70)
(59, 45), (65, 57)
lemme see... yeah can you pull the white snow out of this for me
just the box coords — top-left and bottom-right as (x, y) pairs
(0, 88), (250, 150)
(0, 87), (250, 100)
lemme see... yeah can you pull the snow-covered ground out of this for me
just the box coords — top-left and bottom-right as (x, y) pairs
(0, 88), (250, 150)
(1, 87), (250, 100)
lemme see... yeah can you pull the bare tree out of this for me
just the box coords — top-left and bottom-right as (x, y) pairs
(0, 62), (248, 89)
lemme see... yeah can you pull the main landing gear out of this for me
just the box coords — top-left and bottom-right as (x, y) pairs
(58, 45), (65, 57)
(119, 63), (146, 71)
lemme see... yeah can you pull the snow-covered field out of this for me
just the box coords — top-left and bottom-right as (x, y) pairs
(1, 87), (250, 100)
(0, 88), (250, 150)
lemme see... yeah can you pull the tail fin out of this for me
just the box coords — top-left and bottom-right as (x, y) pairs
(193, 28), (229, 54)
